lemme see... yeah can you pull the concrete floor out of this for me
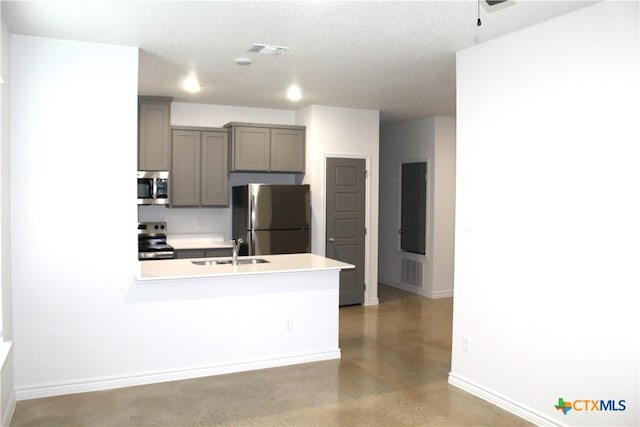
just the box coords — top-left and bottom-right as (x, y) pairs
(11, 285), (531, 426)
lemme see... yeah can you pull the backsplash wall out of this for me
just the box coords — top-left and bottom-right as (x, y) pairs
(138, 172), (298, 237)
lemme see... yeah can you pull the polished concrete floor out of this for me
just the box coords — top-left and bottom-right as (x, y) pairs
(11, 285), (531, 426)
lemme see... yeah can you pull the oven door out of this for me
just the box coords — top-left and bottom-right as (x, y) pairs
(138, 249), (175, 260)
(138, 238), (175, 260)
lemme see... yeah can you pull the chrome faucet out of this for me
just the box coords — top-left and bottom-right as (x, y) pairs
(232, 238), (243, 265)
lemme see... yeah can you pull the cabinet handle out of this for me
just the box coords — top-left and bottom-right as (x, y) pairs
(328, 237), (335, 243)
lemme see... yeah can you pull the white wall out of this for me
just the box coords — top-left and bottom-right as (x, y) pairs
(450, 2), (640, 426)
(10, 36), (343, 400)
(10, 34), (139, 395)
(431, 117), (456, 297)
(0, 2), (11, 341)
(379, 116), (455, 298)
(0, 7), (15, 426)
(170, 102), (295, 128)
(297, 105), (380, 305)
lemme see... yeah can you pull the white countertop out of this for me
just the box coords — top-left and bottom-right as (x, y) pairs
(138, 253), (354, 281)
(166, 234), (233, 250)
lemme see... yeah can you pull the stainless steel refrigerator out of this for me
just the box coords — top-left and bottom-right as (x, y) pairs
(232, 184), (311, 255)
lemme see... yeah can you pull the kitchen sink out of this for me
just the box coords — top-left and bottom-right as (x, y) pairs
(191, 258), (269, 266)
(236, 258), (269, 265)
(191, 260), (232, 266)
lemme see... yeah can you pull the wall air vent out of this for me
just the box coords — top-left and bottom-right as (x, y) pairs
(401, 258), (423, 287)
(248, 43), (290, 56)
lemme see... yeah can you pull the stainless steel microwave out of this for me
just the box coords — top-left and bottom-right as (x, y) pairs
(137, 171), (169, 205)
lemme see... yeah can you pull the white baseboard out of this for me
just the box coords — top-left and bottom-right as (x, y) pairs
(448, 372), (562, 426)
(16, 349), (341, 401)
(365, 296), (379, 306)
(1, 392), (14, 427)
(428, 289), (454, 299)
(380, 280), (453, 299)
(379, 280), (422, 295)
(1, 341), (15, 427)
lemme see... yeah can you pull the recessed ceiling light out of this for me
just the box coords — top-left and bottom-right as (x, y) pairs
(234, 57), (253, 66)
(182, 75), (201, 93)
(287, 84), (302, 102)
(248, 43), (290, 56)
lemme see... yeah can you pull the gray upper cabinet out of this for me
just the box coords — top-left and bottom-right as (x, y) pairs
(171, 128), (229, 207)
(201, 131), (229, 206)
(226, 123), (306, 173)
(138, 96), (171, 171)
(270, 128), (305, 173)
(231, 126), (271, 171)
(171, 130), (201, 206)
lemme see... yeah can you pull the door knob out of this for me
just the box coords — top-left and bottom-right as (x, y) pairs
(328, 237), (335, 243)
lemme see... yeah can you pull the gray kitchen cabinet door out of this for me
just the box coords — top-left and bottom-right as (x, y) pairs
(231, 126), (270, 171)
(270, 128), (305, 172)
(204, 248), (233, 257)
(175, 248), (232, 259)
(138, 97), (171, 171)
(171, 130), (201, 206)
(174, 249), (205, 259)
(201, 131), (229, 206)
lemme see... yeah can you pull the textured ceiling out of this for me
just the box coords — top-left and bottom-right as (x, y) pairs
(2, 1), (596, 124)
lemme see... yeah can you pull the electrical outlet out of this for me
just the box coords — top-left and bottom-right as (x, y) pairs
(463, 336), (471, 353)
(285, 316), (294, 331)
(195, 216), (203, 227)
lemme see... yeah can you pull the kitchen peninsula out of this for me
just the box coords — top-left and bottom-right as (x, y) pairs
(138, 253), (350, 280)
(132, 253), (353, 384)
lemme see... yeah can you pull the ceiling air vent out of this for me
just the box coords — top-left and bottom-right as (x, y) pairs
(248, 43), (290, 56)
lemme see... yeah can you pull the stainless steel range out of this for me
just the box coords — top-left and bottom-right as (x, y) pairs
(138, 222), (175, 260)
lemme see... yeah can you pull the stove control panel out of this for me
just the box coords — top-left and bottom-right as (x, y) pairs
(138, 222), (168, 235)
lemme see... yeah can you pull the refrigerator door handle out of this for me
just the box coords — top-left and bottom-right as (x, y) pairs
(250, 194), (255, 226)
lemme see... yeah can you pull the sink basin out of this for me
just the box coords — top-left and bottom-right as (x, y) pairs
(191, 258), (269, 266)
(191, 260), (232, 266)
(236, 258), (269, 265)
